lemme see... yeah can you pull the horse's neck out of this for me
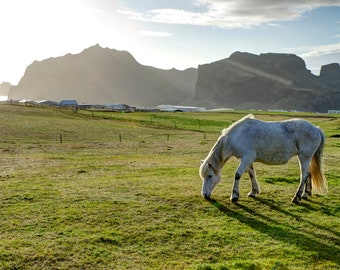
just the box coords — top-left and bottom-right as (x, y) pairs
(209, 135), (227, 169)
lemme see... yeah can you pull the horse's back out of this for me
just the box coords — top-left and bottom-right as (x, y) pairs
(227, 118), (322, 164)
(231, 118), (319, 141)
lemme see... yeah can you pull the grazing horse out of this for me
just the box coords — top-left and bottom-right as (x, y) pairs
(199, 114), (327, 204)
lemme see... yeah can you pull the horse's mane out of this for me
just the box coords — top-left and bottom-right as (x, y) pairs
(201, 132), (225, 174)
(222, 114), (255, 135)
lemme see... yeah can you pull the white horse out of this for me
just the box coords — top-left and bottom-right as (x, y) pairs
(199, 114), (327, 204)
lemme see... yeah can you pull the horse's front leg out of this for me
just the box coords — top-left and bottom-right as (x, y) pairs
(247, 163), (260, 198)
(231, 159), (252, 203)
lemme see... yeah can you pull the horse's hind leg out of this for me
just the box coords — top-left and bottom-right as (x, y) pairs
(247, 163), (260, 198)
(302, 172), (312, 200)
(292, 156), (311, 204)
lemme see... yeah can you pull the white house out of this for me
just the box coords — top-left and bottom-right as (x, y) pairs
(328, 110), (340, 114)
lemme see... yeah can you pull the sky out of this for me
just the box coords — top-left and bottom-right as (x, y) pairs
(0, 0), (340, 85)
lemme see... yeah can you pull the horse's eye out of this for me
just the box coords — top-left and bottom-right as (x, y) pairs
(208, 175), (213, 179)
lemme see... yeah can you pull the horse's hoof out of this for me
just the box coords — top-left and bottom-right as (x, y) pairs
(301, 193), (308, 200)
(230, 197), (239, 203)
(291, 196), (300, 204)
(247, 192), (256, 198)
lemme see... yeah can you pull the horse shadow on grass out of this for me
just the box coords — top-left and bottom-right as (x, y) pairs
(254, 197), (340, 239)
(207, 198), (340, 266)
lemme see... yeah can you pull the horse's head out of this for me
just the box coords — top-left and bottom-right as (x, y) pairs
(199, 160), (221, 199)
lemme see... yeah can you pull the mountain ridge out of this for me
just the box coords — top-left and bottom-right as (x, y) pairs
(8, 45), (340, 112)
(187, 51), (340, 112)
(9, 44), (197, 106)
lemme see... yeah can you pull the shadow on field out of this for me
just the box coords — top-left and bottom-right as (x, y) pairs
(254, 197), (340, 239)
(208, 198), (340, 266)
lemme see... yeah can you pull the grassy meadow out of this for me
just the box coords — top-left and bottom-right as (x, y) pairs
(0, 104), (339, 269)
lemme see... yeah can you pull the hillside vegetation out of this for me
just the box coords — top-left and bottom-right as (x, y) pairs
(0, 105), (339, 269)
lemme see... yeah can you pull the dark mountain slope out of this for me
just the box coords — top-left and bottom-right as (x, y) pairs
(9, 44), (197, 106)
(187, 52), (340, 112)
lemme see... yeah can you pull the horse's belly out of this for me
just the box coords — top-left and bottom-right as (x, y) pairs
(255, 152), (292, 165)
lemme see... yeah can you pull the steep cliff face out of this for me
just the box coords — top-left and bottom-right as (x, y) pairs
(9, 44), (197, 105)
(189, 52), (340, 112)
(319, 63), (340, 89)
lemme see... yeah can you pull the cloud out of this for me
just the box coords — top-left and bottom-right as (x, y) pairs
(119, 0), (340, 28)
(139, 31), (172, 37)
(267, 23), (284, 28)
(285, 43), (340, 58)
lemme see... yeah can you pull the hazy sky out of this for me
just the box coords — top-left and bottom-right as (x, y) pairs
(1, 0), (340, 84)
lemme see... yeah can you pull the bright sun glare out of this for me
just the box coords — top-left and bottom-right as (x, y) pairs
(0, 0), (146, 84)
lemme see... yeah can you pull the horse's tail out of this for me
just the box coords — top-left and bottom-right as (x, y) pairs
(310, 128), (328, 194)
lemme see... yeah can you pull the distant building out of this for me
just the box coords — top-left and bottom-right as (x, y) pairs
(35, 100), (59, 106)
(60, 100), (78, 107)
(156, 105), (205, 112)
(103, 103), (135, 112)
(206, 108), (234, 112)
(328, 110), (340, 114)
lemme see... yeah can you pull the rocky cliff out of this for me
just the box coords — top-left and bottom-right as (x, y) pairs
(188, 52), (340, 112)
(319, 63), (340, 89)
(9, 44), (197, 106)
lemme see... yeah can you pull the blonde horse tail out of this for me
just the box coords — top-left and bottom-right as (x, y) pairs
(310, 129), (328, 194)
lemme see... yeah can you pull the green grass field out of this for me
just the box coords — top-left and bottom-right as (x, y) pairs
(0, 105), (339, 269)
